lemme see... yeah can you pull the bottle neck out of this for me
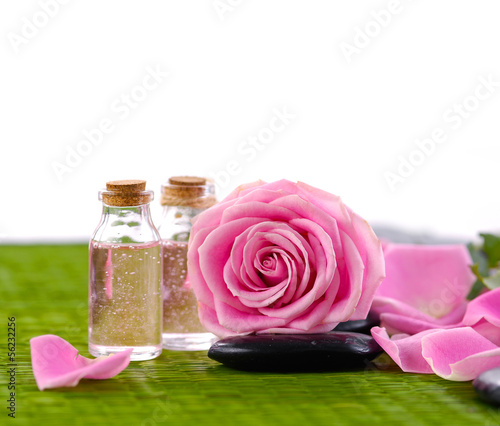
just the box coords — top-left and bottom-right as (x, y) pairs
(158, 204), (204, 242)
(102, 203), (152, 218)
(92, 203), (160, 244)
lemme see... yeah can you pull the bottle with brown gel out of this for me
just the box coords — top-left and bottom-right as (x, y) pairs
(158, 176), (218, 350)
(89, 180), (162, 361)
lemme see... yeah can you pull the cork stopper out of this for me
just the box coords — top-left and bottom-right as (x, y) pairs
(168, 176), (206, 187)
(100, 179), (153, 206)
(161, 176), (217, 208)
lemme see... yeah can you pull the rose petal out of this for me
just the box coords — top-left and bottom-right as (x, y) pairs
(378, 311), (463, 335)
(373, 244), (474, 319)
(288, 218), (336, 301)
(198, 217), (263, 313)
(274, 188), (384, 321)
(223, 255), (291, 308)
(214, 299), (288, 334)
(371, 327), (436, 374)
(257, 322), (334, 334)
(188, 224), (219, 308)
(463, 287), (500, 328)
(286, 270), (340, 331)
(220, 200), (300, 225)
(422, 327), (500, 381)
(326, 230), (364, 321)
(198, 302), (241, 339)
(258, 224), (336, 322)
(30, 335), (132, 391)
(347, 213), (385, 320)
(222, 180), (268, 202)
(471, 319), (500, 346)
(274, 194), (344, 257)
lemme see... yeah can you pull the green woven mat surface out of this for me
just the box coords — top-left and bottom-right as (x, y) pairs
(1, 245), (500, 426)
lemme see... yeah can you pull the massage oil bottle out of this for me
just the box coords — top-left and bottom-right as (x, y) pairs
(89, 180), (162, 361)
(158, 176), (217, 350)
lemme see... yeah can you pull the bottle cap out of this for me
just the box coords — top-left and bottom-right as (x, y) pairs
(100, 179), (154, 206)
(160, 176), (217, 208)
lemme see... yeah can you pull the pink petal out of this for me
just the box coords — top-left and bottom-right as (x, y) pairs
(223, 255), (291, 308)
(222, 180), (268, 202)
(258, 323), (335, 334)
(288, 218), (336, 302)
(245, 221), (316, 302)
(371, 327), (436, 374)
(187, 224), (219, 309)
(30, 335), (132, 391)
(378, 311), (463, 335)
(198, 217), (264, 313)
(214, 299), (288, 334)
(220, 199), (300, 224)
(273, 194), (344, 258)
(286, 271), (340, 331)
(422, 327), (500, 381)
(326, 230), (364, 321)
(198, 302), (241, 338)
(373, 244), (475, 319)
(471, 320), (500, 346)
(463, 288), (500, 328)
(257, 227), (335, 322)
(347, 213), (385, 320)
(276, 187), (384, 321)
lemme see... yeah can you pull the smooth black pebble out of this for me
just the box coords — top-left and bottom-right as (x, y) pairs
(334, 313), (380, 335)
(474, 367), (500, 406)
(208, 331), (383, 372)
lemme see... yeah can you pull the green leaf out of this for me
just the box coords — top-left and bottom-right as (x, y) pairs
(467, 264), (486, 300)
(483, 269), (500, 290)
(479, 233), (500, 268)
(467, 242), (489, 275)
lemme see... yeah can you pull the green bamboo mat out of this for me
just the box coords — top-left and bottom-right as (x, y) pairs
(1, 245), (499, 426)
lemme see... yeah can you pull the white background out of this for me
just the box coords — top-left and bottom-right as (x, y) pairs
(1, 0), (499, 242)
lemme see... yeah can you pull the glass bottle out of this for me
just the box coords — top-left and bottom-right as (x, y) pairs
(159, 176), (218, 350)
(89, 180), (162, 361)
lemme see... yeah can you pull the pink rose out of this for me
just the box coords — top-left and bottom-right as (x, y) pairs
(187, 179), (385, 337)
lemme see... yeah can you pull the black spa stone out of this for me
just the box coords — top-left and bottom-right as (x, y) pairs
(473, 367), (500, 406)
(208, 331), (383, 372)
(333, 313), (380, 335)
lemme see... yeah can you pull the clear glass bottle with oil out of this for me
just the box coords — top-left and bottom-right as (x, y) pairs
(158, 176), (218, 350)
(89, 180), (162, 361)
